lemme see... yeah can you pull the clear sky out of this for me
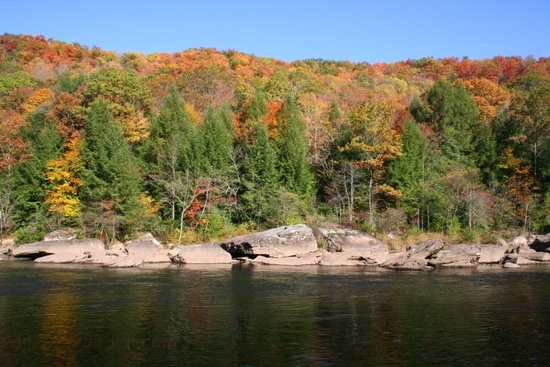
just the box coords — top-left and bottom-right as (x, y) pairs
(1, 0), (548, 63)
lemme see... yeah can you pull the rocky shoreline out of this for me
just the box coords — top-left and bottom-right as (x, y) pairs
(1, 225), (550, 270)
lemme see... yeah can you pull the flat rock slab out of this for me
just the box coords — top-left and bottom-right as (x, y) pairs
(171, 243), (233, 264)
(12, 239), (105, 259)
(428, 244), (481, 268)
(252, 253), (321, 266)
(34, 252), (88, 264)
(319, 251), (379, 266)
(318, 228), (388, 264)
(478, 244), (507, 264)
(220, 224), (318, 258)
(382, 239), (444, 270)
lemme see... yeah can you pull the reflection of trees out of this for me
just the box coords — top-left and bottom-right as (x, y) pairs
(39, 274), (78, 366)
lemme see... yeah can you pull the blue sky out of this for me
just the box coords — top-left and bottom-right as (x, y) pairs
(1, 0), (548, 63)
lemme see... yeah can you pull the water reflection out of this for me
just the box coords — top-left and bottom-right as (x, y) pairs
(0, 262), (549, 366)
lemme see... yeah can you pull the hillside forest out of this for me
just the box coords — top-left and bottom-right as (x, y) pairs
(1, 34), (549, 245)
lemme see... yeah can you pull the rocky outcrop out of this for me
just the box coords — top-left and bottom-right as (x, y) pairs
(252, 253), (322, 266)
(43, 229), (78, 242)
(12, 239), (106, 260)
(100, 233), (171, 267)
(382, 239), (444, 270)
(12, 232), (172, 267)
(318, 228), (388, 264)
(170, 243), (233, 264)
(427, 244), (481, 267)
(220, 224), (318, 258)
(319, 251), (379, 266)
(478, 244), (507, 264)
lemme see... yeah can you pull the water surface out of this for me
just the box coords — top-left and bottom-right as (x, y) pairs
(0, 262), (549, 366)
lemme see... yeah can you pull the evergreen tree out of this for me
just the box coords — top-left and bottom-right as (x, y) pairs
(241, 122), (280, 225)
(200, 106), (234, 173)
(277, 94), (315, 198)
(80, 99), (144, 240)
(414, 78), (480, 165)
(142, 86), (196, 174)
(14, 112), (63, 235)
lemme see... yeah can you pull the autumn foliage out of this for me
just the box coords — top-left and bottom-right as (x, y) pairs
(1, 33), (550, 243)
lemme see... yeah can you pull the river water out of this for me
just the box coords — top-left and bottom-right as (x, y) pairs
(0, 262), (549, 367)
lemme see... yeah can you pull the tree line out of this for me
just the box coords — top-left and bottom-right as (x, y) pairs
(0, 34), (549, 244)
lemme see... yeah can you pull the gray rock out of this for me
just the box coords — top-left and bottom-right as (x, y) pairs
(125, 235), (163, 255)
(318, 228), (388, 264)
(252, 253), (321, 266)
(428, 244), (481, 268)
(43, 229), (78, 242)
(517, 252), (550, 262)
(170, 243), (233, 264)
(35, 252), (89, 263)
(126, 241), (163, 255)
(12, 239), (105, 260)
(478, 244), (507, 264)
(319, 251), (378, 266)
(503, 262), (521, 269)
(220, 224), (318, 258)
(381, 239), (444, 270)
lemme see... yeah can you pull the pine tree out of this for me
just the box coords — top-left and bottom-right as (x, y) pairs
(14, 112), (63, 233)
(241, 122), (280, 225)
(277, 94), (315, 198)
(80, 99), (144, 240)
(200, 106), (234, 173)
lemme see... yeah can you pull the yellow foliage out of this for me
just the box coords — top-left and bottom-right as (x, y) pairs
(22, 88), (55, 115)
(45, 137), (83, 219)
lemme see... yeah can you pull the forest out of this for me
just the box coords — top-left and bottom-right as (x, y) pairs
(0, 34), (549, 245)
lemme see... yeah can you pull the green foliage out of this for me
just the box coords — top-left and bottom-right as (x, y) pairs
(2, 34), (550, 240)
(241, 122), (280, 225)
(277, 94), (315, 198)
(142, 86), (199, 173)
(414, 78), (480, 165)
(56, 72), (86, 93)
(14, 113), (63, 225)
(0, 71), (36, 96)
(80, 99), (145, 240)
(200, 106), (234, 173)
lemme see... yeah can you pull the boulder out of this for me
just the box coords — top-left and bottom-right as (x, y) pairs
(43, 229), (78, 242)
(517, 251), (550, 263)
(478, 244), (507, 264)
(122, 233), (170, 265)
(503, 262), (521, 269)
(318, 228), (388, 264)
(428, 244), (481, 268)
(170, 243), (233, 264)
(381, 239), (444, 270)
(530, 234), (550, 253)
(12, 239), (105, 260)
(219, 224), (318, 258)
(125, 234), (163, 255)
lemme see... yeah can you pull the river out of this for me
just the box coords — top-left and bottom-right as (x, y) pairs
(0, 262), (549, 366)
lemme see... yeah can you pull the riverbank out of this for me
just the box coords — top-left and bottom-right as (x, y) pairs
(2, 225), (550, 270)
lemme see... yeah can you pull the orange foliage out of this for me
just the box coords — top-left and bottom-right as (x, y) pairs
(22, 88), (55, 115)
(463, 77), (512, 123)
(0, 109), (28, 172)
(263, 100), (282, 136)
